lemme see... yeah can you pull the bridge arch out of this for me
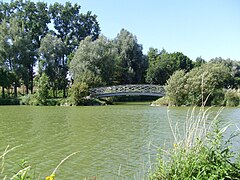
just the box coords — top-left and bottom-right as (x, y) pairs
(90, 84), (165, 98)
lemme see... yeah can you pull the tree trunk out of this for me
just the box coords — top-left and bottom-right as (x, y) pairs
(14, 84), (17, 97)
(26, 84), (29, 95)
(2, 86), (5, 98)
(30, 64), (34, 94)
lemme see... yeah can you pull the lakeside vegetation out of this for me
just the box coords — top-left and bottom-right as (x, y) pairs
(0, 1), (239, 106)
(152, 62), (240, 107)
(150, 107), (240, 179)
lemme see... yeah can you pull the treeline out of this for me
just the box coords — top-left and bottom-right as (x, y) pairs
(0, 0), (99, 99)
(154, 58), (240, 106)
(0, 1), (240, 106)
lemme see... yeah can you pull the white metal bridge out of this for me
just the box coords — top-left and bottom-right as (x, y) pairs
(90, 84), (165, 98)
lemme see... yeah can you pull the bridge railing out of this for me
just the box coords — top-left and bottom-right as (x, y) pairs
(90, 84), (165, 97)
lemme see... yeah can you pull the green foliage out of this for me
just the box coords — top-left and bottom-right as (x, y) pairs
(194, 56), (206, 67)
(0, 18), (26, 96)
(38, 33), (67, 97)
(0, 0), (100, 98)
(70, 82), (89, 105)
(70, 36), (115, 87)
(113, 29), (147, 84)
(165, 63), (232, 106)
(209, 89), (225, 106)
(0, 98), (19, 105)
(165, 70), (187, 106)
(146, 49), (193, 85)
(151, 108), (240, 179)
(19, 94), (35, 105)
(151, 96), (170, 106)
(35, 74), (49, 105)
(49, 2), (100, 54)
(151, 132), (240, 179)
(224, 89), (240, 107)
(70, 29), (147, 87)
(210, 57), (240, 88)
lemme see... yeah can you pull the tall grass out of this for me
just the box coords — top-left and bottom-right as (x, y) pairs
(150, 106), (240, 179)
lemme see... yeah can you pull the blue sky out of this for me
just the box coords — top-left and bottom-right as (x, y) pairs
(5, 0), (240, 61)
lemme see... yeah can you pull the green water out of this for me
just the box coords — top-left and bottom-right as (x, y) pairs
(0, 104), (239, 179)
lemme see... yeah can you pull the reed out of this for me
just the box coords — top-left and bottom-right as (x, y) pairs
(150, 106), (240, 179)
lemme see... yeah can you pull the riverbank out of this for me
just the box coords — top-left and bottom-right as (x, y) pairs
(151, 89), (240, 107)
(0, 96), (108, 106)
(0, 95), (158, 106)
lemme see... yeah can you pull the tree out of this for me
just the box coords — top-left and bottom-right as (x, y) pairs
(38, 33), (66, 97)
(0, 18), (31, 97)
(113, 29), (147, 84)
(0, 18), (10, 97)
(70, 82), (89, 105)
(35, 73), (49, 105)
(165, 70), (187, 106)
(0, 0), (101, 99)
(49, 2), (101, 95)
(194, 56), (206, 67)
(70, 36), (115, 87)
(165, 63), (232, 106)
(49, 2), (100, 55)
(210, 57), (240, 88)
(146, 49), (193, 85)
(0, 0), (50, 94)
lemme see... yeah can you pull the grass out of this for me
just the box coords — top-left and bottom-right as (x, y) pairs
(150, 106), (240, 179)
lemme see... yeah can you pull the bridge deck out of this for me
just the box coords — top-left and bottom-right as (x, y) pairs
(90, 84), (165, 98)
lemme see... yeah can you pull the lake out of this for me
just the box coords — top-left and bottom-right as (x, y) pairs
(0, 103), (239, 179)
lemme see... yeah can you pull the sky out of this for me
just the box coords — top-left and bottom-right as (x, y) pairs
(4, 0), (240, 61)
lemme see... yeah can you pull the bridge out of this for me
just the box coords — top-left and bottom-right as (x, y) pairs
(90, 84), (165, 98)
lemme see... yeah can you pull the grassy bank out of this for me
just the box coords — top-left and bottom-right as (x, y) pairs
(0, 95), (106, 106)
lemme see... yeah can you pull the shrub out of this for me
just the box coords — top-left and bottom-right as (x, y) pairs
(224, 89), (240, 107)
(165, 63), (232, 106)
(165, 70), (188, 106)
(0, 98), (20, 105)
(35, 73), (50, 105)
(209, 89), (225, 106)
(150, 107), (240, 179)
(20, 94), (35, 105)
(69, 82), (89, 105)
(151, 96), (171, 106)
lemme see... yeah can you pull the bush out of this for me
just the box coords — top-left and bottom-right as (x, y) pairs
(0, 98), (20, 105)
(151, 96), (170, 106)
(69, 82), (89, 105)
(224, 89), (240, 107)
(165, 63), (232, 106)
(150, 107), (240, 179)
(35, 73), (49, 105)
(20, 94), (35, 105)
(165, 70), (187, 106)
(209, 89), (225, 106)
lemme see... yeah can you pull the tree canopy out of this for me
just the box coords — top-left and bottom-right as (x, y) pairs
(165, 63), (232, 106)
(0, 0), (100, 98)
(146, 48), (193, 85)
